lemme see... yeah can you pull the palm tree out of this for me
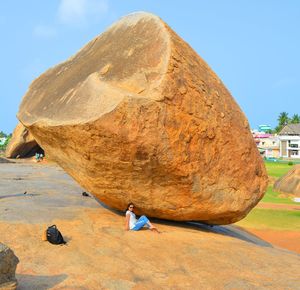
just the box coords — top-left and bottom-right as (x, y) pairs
(290, 114), (300, 124)
(278, 112), (290, 127)
(275, 112), (290, 133)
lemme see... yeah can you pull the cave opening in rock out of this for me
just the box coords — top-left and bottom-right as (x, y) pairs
(25, 142), (44, 158)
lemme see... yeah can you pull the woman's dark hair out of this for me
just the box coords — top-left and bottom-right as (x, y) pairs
(125, 202), (134, 212)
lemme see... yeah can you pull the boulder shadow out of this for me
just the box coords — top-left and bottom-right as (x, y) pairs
(93, 197), (125, 216)
(193, 222), (273, 248)
(17, 273), (67, 290)
(157, 219), (272, 248)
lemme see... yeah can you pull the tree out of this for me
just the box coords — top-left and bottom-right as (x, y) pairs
(0, 133), (11, 151)
(278, 112), (290, 126)
(290, 114), (300, 124)
(4, 136), (11, 146)
(275, 112), (290, 133)
(265, 129), (274, 134)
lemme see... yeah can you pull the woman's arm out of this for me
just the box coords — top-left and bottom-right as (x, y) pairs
(125, 213), (130, 231)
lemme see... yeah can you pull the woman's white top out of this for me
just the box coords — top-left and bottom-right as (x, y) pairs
(126, 210), (137, 230)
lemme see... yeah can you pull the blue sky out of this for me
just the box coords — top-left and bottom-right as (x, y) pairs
(1, 0), (299, 133)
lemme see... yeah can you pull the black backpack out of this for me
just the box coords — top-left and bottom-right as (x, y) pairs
(46, 225), (66, 245)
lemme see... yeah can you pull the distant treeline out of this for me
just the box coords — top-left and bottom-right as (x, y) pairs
(272, 112), (300, 133)
(0, 131), (12, 150)
(0, 131), (11, 138)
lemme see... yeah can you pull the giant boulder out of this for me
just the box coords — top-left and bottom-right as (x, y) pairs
(17, 12), (268, 224)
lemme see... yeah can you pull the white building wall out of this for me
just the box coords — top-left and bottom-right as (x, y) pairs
(279, 135), (300, 158)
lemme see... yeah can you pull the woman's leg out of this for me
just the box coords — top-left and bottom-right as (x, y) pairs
(132, 215), (159, 232)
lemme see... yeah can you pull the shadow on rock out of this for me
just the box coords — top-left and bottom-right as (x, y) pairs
(0, 193), (41, 200)
(190, 222), (272, 248)
(0, 157), (14, 163)
(16, 274), (67, 290)
(158, 219), (272, 248)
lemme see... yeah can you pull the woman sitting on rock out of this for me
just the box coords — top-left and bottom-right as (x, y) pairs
(125, 203), (160, 233)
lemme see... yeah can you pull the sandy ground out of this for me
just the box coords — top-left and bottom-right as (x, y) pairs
(245, 229), (300, 254)
(1, 161), (300, 289)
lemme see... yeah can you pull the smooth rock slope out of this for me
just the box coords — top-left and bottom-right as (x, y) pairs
(17, 12), (268, 224)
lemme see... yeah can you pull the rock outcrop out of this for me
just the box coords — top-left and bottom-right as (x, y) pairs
(0, 243), (19, 290)
(17, 12), (268, 224)
(5, 122), (42, 158)
(274, 165), (300, 196)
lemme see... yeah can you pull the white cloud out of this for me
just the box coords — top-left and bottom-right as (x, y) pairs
(58, 0), (108, 27)
(33, 25), (57, 38)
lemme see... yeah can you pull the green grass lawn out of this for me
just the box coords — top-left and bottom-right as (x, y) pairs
(236, 208), (300, 231)
(236, 161), (300, 231)
(264, 161), (294, 178)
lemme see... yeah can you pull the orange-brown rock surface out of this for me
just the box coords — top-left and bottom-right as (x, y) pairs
(274, 165), (300, 196)
(17, 12), (268, 224)
(5, 122), (41, 158)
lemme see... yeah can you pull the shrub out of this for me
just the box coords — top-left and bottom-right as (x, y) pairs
(288, 161), (293, 166)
